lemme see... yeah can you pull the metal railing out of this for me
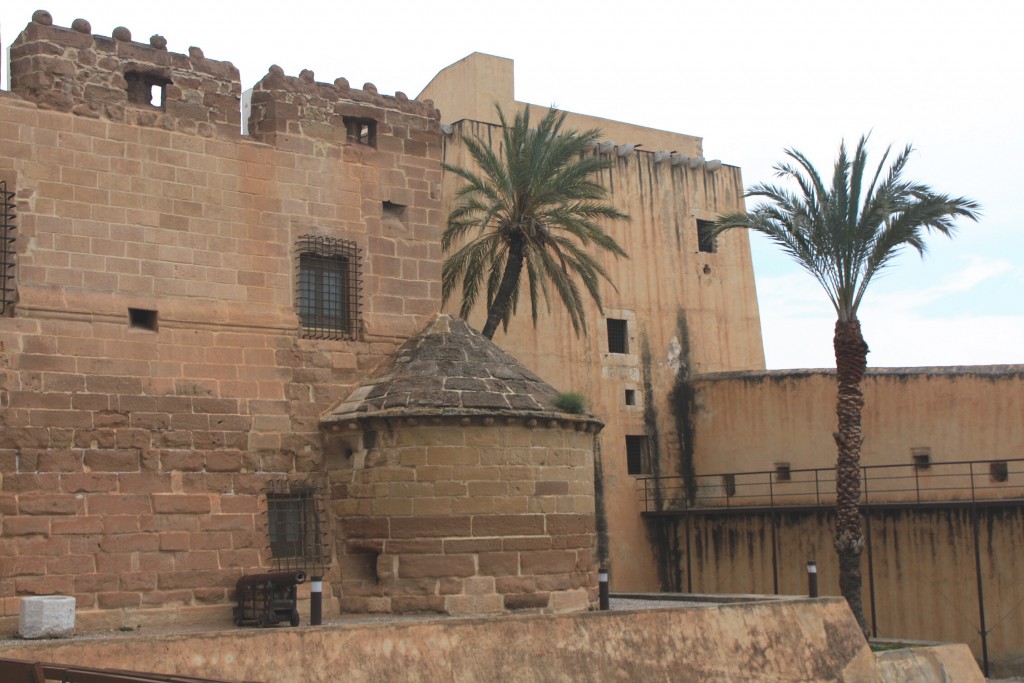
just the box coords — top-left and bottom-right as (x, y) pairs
(637, 457), (1024, 513)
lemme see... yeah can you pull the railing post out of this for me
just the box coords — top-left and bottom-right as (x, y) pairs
(769, 471), (779, 595)
(969, 462), (990, 677)
(863, 467), (878, 638)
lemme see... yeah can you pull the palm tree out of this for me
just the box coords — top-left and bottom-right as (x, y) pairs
(441, 106), (629, 340)
(713, 136), (980, 634)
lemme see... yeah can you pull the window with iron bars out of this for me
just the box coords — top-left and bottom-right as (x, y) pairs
(265, 479), (329, 576)
(607, 318), (628, 354)
(296, 235), (361, 340)
(1, 180), (15, 315)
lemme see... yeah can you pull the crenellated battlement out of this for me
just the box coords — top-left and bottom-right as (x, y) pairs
(8, 9), (241, 135)
(6, 9), (441, 144)
(246, 65), (440, 152)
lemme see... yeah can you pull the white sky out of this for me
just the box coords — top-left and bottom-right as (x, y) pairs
(3, 0), (1021, 369)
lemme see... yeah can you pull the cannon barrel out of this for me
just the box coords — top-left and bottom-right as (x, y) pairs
(235, 571), (306, 589)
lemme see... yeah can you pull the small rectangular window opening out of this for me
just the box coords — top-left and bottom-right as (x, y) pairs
(128, 307), (158, 332)
(911, 448), (931, 471)
(697, 219), (717, 253)
(774, 462), (791, 482)
(626, 435), (649, 476)
(607, 318), (628, 354)
(0, 179), (15, 316)
(990, 461), (1009, 483)
(624, 389), (636, 406)
(125, 71), (170, 109)
(344, 117), (377, 147)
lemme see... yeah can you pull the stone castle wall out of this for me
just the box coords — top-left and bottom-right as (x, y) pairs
(331, 419), (599, 614)
(0, 11), (442, 631)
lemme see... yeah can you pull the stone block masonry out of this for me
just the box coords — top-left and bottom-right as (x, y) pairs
(0, 10), (443, 632)
(332, 419), (599, 615)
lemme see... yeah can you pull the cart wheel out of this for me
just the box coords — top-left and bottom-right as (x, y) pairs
(257, 612), (269, 628)
(290, 610), (300, 627)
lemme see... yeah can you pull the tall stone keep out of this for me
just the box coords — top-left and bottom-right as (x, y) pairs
(322, 315), (603, 614)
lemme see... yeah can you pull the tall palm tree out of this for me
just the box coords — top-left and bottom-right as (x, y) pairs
(713, 136), (980, 634)
(441, 106), (629, 340)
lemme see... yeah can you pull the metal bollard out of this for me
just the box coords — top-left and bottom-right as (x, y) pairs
(807, 560), (818, 598)
(310, 575), (323, 626)
(599, 566), (610, 611)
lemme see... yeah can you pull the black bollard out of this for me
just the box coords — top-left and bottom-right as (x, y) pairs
(807, 560), (818, 598)
(599, 566), (610, 610)
(310, 575), (323, 625)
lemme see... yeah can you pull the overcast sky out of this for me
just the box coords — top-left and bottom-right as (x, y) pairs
(3, 1), (1021, 369)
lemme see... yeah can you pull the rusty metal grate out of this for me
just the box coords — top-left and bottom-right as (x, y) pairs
(296, 234), (361, 340)
(265, 478), (330, 577)
(1, 180), (15, 315)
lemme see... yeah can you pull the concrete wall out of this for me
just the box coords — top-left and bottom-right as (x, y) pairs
(650, 504), (1024, 676)
(0, 14), (443, 631)
(0, 598), (922, 682)
(689, 367), (1024, 482)
(330, 419), (599, 614)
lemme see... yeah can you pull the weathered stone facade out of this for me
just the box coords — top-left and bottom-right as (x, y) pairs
(323, 316), (601, 614)
(0, 11), (443, 631)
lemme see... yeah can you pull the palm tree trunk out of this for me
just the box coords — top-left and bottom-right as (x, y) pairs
(833, 318), (869, 637)
(481, 234), (525, 339)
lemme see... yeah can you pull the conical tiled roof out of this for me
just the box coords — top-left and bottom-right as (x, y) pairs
(321, 314), (599, 425)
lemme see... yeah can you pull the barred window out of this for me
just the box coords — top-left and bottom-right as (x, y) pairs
(1, 179), (15, 315)
(296, 235), (361, 340)
(607, 318), (628, 354)
(265, 479), (329, 576)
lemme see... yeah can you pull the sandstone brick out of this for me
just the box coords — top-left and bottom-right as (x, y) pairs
(443, 538), (502, 554)
(97, 592), (142, 609)
(84, 449), (140, 472)
(398, 554), (475, 579)
(478, 552), (519, 577)
(120, 572), (157, 592)
(472, 514), (544, 537)
(159, 531), (191, 551)
(51, 517), (104, 535)
(390, 516), (471, 539)
(100, 533), (160, 553)
(535, 481), (570, 496)
(383, 539), (443, 554)
(521, 550), (577, 575)
(75, 573), (119, 593)
(503, 536), (552, 551)
(153, 494), (211, 514)
(18, 494), (79, 515)
(3, 516), (50, 536)
(545, 513), (594, 536)
(504, 593), (550, 610)
(390, 596), (445, 613)
(61, 473), (118, 493)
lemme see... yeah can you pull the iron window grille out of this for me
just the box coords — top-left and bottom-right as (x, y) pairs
(697, 219), (717, 253)
(607, 318), (628, 354)
(626, 435), (650, 476)
(265, 478), (330, 577)
(296, 234), (362, 340)
(1, 180), (15, 315)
